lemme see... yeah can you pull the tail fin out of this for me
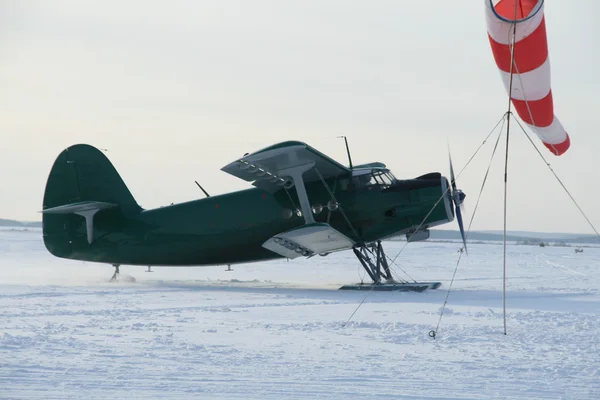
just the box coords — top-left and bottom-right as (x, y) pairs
(42, 144), (141, 256)
(43, 144), (139, 210)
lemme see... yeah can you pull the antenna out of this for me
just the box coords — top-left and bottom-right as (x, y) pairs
(195, 181), (210, 198)
(338, 136), (353, 170)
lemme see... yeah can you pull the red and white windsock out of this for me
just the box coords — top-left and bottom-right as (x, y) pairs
(485, 0), (570, 155)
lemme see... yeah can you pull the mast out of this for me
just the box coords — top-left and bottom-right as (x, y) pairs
(339, 136), (353, 170)
(502, 2), (519, 336)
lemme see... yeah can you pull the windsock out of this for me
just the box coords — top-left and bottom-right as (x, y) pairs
(485, 0), (570, 155)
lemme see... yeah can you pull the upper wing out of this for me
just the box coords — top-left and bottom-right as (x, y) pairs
(221, 141), (350, 192)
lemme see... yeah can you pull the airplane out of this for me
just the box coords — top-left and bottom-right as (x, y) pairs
(41, 140), (467, 291)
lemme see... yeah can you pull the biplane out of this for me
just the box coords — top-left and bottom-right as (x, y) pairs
(41, 141), (467, 291)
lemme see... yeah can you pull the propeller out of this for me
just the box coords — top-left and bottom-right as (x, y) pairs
(448, 151), (468, 255)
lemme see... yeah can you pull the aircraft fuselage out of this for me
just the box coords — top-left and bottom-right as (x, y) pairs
(44, 176), (452, 266)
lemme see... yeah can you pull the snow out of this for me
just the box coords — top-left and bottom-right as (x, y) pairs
(1, 227), (599, 399)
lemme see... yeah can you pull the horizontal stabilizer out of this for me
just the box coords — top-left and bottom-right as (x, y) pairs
(263, 223), (355, 259)
(41, 201), (118, 215)
(41, 201), (118, 244)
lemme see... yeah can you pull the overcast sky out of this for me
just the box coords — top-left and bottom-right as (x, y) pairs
(1, 1), (599, 234)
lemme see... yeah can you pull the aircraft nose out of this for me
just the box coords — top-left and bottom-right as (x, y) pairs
(455, 190), (466, 205)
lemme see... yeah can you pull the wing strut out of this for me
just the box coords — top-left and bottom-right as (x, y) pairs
(277, 162), (315, 224)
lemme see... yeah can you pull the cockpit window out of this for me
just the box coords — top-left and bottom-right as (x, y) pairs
(352, 169), (396, 191)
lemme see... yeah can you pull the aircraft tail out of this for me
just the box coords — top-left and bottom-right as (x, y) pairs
(42, 144), (141, 257)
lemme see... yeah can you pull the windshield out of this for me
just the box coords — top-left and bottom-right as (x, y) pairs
(352, 169), (396, 190)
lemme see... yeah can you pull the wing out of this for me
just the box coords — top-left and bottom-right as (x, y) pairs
(222, 141), (356, 258)
(221, 141), (350, 192)
(262, 223), (355, 259)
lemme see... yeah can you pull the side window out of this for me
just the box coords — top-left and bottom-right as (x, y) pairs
(339, 178), (350, 191)
(354, 174), (372, 187)
(352, 169), (393, 190)
(352, 171), (370, 190)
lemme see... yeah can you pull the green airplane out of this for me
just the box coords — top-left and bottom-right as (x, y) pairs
(41, 141), (466, 290)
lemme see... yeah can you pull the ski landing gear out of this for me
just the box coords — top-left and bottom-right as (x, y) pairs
(109, 264), (136, 282)
(339, 241), (441, 292)
(110, 264), (120, 281)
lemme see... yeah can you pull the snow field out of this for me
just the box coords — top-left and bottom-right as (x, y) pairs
(1, 228), (598, 399)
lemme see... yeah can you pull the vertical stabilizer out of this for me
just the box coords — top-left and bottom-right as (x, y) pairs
(42, 144), (141, 256)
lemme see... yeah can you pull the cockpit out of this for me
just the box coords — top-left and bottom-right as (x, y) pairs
(351, 164), (397, 191)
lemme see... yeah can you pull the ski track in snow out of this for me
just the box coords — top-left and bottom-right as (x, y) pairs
(0, 228), (599, 399)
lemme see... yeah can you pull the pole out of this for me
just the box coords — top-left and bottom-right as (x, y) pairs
(502, 117), (510, 336)
(503, 10), (518, 336)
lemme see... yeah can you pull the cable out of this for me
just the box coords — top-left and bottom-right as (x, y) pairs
(389, 113), (507, 267)
(284, 187), (299, 213)
(383, 251), (416, 284)
(430, 126), (505, 339)
(342, 288), (373, 328)
(314, 168), (363, 242)
(465, 118), (506, 239)
(326, 179), (338, 225)
(357, 261), (366, 284)
(507, 55), (599, 238)
(364, 245), (411, 283)
(512, 117), (600, 238)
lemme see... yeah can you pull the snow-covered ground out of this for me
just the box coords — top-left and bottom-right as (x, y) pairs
(1, 227), (598, 399)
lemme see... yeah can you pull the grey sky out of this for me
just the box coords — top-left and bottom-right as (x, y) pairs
(1, 1), (599, 233)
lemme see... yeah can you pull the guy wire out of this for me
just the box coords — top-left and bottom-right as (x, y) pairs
(430, 120), (505, 339)
(512, 117), (600, 238)
(389, 113), (507, 267)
